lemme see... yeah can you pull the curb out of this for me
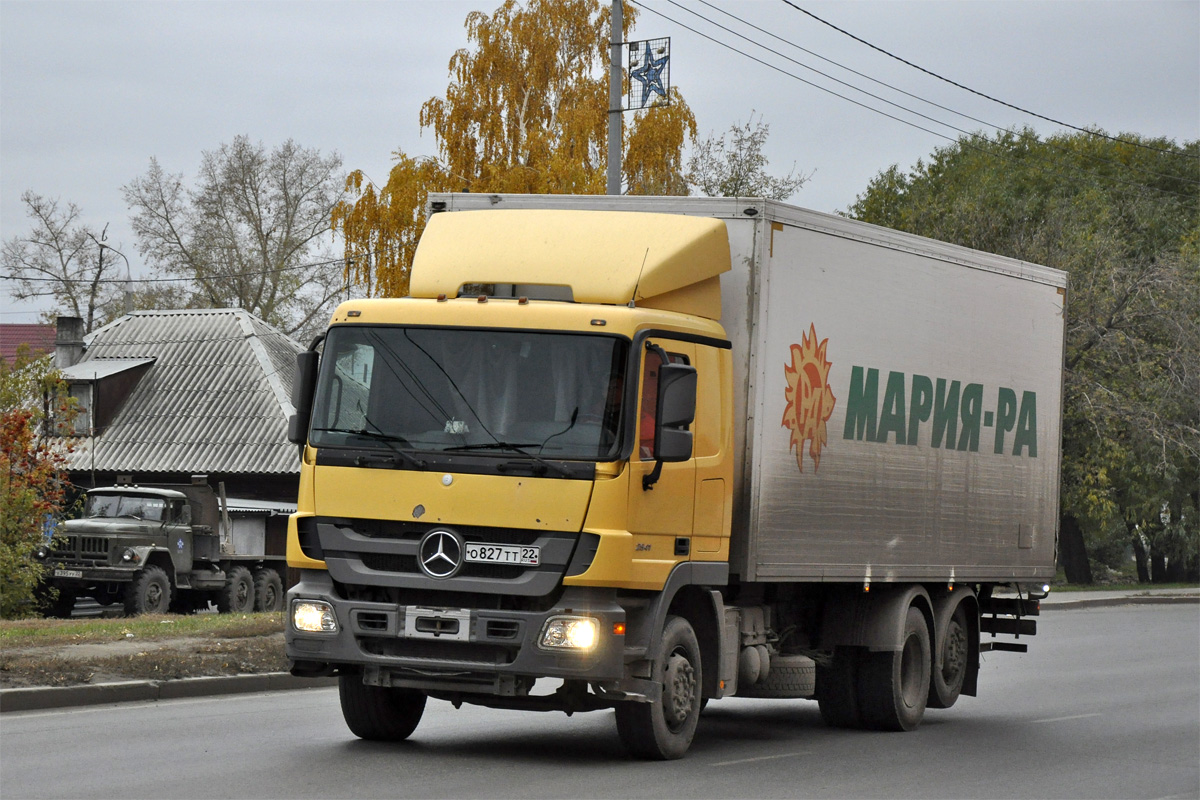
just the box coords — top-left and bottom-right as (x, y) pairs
(1041, 595), (1199, 610)
(0, 673), (336, 714)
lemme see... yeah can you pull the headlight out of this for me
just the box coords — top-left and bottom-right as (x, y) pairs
(292, 600), (338, 633)
(34, 547), (48, 560)
(539, 616), (598, 651)
(121, 548), (140, 563)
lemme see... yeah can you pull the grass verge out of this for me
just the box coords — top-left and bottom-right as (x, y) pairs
(0, 612), (283, 648)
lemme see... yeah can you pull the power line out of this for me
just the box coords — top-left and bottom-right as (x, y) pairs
(686, 0), (1195, 187)
(635, 0), (1199, 201)
(780, 0), (1199, 160)
(1, 255), (353, 286)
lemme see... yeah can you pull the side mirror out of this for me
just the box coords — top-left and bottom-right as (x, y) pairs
(655, 363), (696, 463)
(288, 349), (320, 445)
(644, 362), (697, 490)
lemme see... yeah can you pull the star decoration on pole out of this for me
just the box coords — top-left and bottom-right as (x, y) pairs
(628, 38), (670, 110)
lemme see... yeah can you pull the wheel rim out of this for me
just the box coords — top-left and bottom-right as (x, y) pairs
(236, 580), (249, 608)
(146, 581), (164, 610)
(662, 650), (697, 732)
(941, 617), (966, 684)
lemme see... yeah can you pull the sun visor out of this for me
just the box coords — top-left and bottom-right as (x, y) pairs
(409, 209), (731, 317)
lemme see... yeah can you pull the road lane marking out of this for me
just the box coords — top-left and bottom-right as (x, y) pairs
(1031, 712), (1102, 723)
(710, 751), (810, 767)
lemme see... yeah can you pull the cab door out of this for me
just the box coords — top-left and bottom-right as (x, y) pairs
(627, 339), (696, 587)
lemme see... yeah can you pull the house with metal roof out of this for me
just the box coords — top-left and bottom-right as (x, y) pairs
(1, 323), (56, 366)
(54, 309), (303, 503)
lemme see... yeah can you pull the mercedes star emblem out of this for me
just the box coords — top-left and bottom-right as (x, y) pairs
(418, 529), (463, 579)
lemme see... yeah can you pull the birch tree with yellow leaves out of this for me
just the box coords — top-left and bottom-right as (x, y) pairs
(332, 0), (697, 298)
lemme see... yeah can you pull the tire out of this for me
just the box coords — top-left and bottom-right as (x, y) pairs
(169, 591), (202, 615)
(615, 615), (702, 760)
(928, 602), (969, 709)
(857, 606), (931, 731)
(739, 654), (816, 698)
(123, 566), (172, 616)
(815, 647), (862, 728)
(338, 674), (427, 741)
(217, 566), (255, 614)
(253, 568), (283, 612)
(40, 586), (77, 619)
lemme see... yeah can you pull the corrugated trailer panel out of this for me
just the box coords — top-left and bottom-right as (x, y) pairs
(733, 208), (1064, 583)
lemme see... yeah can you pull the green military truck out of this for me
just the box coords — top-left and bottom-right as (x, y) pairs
(37, 477), (290, 617)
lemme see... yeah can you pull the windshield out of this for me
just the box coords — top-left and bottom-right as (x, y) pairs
(85, 494), (168, 522)
(309, 326), (628, 460)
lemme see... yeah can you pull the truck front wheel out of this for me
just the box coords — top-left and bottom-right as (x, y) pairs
(338, 675), (426, 741)
(217, 566), (254, 614)
(124, 566), (172, 616)
(857, 606), (931, 731)
(615, 615), (703, 760)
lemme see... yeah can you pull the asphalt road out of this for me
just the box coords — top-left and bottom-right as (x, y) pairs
(3, 604), (1197, 800)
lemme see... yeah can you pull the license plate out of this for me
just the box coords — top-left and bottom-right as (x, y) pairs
(464, 543), (539, 566)
(54, 569), (83, 579)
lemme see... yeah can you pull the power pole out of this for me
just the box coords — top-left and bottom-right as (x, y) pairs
(607, 0), (623, 195)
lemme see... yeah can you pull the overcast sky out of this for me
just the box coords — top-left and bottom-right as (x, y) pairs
(2, 0), (1197, 324)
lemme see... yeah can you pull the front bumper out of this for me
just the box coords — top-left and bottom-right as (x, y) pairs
(44, 565), (138, 584)
(285, 570), (625, 694)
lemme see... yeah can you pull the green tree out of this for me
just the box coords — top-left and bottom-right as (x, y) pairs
(0, 349), (76, 618)
(687, 113), (811, 199)
(332, 0), (697, 298)
(847, 128), (1199, 583)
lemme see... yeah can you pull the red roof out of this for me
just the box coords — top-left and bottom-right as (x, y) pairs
(0, 323), (56, 366)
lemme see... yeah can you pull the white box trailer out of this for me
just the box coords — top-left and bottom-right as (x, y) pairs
(431, 194), (1065, 585)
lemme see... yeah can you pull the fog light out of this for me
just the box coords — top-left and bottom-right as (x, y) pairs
(539, 616), (598, 651)
(292, 600), (338, 633)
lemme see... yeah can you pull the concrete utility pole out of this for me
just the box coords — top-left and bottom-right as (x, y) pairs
(607, 0), (623, 195)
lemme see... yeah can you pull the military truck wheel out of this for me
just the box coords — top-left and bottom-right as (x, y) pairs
(253, 568), (283, 612)
(857, 606), (930, 731)
(217, 566), (254, 613)
(169, 591), (201, 615)
(39, 587), (77, 618)
(338, 674), (426, 741)
(816, 647), (863, 728)
(928, 602), (969, 709)
(615, 615), (702, 760)
(124, 566), (172, 616)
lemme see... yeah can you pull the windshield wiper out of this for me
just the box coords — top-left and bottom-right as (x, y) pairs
(443, 442), (541, 452)
(311, 427), (427, 469)
(444, 441), (569, 478)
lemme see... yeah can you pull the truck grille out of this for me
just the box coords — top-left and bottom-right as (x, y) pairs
(49, 535), (108, 562)
(314, 517), (580, 598)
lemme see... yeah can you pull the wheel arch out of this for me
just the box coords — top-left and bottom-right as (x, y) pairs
(819, 584), (934, 652)
(625, 562), (727, 699)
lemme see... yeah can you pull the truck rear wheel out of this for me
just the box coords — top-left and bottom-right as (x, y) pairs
(217, 566), (254, 614)
(615, 615), (702, 760)
(253, 568), (283, 612)
(124, 566), (172, 616)
(857, 606), (930, 731)
(815, 647), (862, 728)
(338, 675), (426, 741)
(928, 602), (969, 709)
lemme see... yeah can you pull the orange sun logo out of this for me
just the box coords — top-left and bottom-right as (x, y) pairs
(782, 323), (837, 472)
